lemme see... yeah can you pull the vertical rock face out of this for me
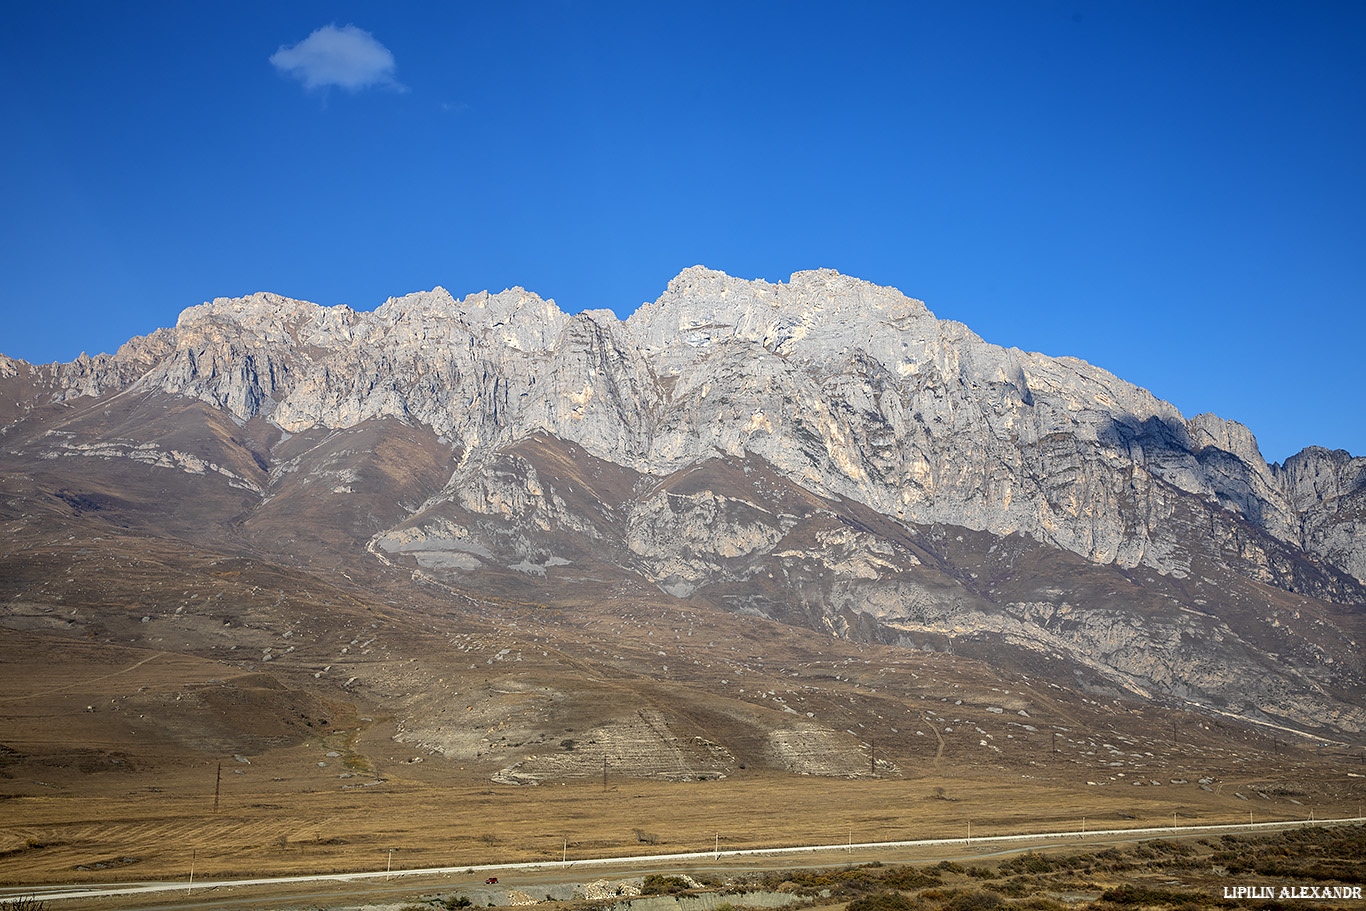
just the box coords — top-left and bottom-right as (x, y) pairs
(2, 267), (1363, 734)
(1273, 447), (1366, 585)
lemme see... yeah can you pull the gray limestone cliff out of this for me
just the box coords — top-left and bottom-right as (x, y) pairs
(1273, 447), (1366, 585)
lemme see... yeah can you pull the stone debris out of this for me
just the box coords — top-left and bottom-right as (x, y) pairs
(580, 879), (643, 900)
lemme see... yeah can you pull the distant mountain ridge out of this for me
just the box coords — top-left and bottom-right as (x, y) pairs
(1, 267), (1362, 735)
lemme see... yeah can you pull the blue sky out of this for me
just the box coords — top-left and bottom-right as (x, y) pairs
(2, 1), (1362, 462)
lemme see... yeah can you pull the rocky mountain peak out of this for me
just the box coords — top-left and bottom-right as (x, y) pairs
(627, 266), (937, 365)
(1188, 413), (1268, 468)
(1277, 446), (1366, 495)
(175, 291), (324, 332)
(374, 286), (460, 318)
(377, 286), (568, 352)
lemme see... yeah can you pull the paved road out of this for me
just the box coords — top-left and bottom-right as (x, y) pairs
(5, 816), (1361, 910)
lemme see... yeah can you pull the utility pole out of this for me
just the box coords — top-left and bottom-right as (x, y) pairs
(188, 848), (195, 892)
(603, 756), (608, 793)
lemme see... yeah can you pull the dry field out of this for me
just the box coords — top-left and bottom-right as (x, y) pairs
(3, 752), (1363, 888)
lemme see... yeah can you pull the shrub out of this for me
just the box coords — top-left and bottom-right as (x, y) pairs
(1014, 898), (1067, 911)
(1099, 884), (1199, 906)
(1006, 853), (1053, 875)
(985, 880), (1027, 897)
(880, 867), (942, 890)
(1149, 840), (1194, 856)
(940, 890), (1003, 911)
(834, 868), (882, 894)
(846, 891), (918, 911)
(641, 875), (691, 895)
(761, 870), (833, 890)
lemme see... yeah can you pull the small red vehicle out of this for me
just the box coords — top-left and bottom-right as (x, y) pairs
(486, 877), (499, 884)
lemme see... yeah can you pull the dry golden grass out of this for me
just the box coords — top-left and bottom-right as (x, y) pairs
(2, 764), (1359, 888)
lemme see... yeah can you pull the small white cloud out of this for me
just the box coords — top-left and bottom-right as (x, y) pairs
(270, 24), (405, 93)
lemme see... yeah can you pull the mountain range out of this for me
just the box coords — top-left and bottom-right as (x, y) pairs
(1, 267), (1363, 785)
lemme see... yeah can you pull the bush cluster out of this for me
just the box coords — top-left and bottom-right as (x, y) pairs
(1100, 884), (1201, 906)
(703, 826), (1364, 911)
(641, 875), (693, 895)
(847, 892), (921, 911)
